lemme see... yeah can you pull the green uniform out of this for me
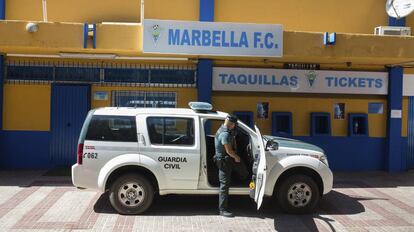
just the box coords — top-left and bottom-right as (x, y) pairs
(214, 125), (248, 211)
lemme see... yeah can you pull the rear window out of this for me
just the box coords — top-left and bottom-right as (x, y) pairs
(85, 115), (137, 142)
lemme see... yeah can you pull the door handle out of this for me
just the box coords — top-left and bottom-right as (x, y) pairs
(202, 162), (207, 175)
(138, 133), (146, 145)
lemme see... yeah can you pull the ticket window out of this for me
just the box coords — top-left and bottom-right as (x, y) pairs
(233, 111), (254, 128)
(311, 112), (331, 136)
(348, 113), (368, 136)
(272, 112), (292, 136)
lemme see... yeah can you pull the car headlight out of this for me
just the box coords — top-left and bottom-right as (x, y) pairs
(319, 154), (329, 166)
(306, 154), (329, 166)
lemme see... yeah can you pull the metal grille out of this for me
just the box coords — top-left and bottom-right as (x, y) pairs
(4, 60), (196, 88)
(408, 96), (414, 169)
(111, 91), (177, 108)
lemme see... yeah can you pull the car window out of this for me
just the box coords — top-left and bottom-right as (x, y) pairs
(85, 115), (137, 142)
(147, 117), (194, 146)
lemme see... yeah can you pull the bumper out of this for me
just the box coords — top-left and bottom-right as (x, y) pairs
(72, 164), (100, 191)
(319, 164), (333, 195)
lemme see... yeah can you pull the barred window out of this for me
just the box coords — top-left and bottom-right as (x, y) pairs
(6, 66), (53, 80)
(55, 67), (100, 82)
(111, 91), (176, 108)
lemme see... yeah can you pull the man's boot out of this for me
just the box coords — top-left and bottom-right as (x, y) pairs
(219, 210), (234, 217)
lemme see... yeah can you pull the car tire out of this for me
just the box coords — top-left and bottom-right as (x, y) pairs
(109, 174), (154, 215)
(276, 174), (319, 214)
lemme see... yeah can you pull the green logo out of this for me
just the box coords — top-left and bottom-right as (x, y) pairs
(151, 24), (161, 45)
(306, 70), (317, 87)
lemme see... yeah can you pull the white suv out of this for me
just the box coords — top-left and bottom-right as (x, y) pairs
(72, 102), (333, 214)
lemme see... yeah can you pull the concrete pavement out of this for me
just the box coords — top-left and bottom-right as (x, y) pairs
(0, 171), (413, 232)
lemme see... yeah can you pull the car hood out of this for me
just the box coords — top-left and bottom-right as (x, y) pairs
(263, 135), (324, 154)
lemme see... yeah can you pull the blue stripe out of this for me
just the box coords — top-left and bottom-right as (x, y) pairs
(199, 0), (214, 22)
(197, 59), (213, 102)
(83, 23), (88, 48)
(0, 0), (4, 20)
(387, 66), (404, 172)
(92, 24), (97, 49)
(197, 0), (214, 103)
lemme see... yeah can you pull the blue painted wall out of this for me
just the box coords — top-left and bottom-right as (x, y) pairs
(402, 136), (408, 169)
(0, 131), (52, 169)
(387, 67), (404, 172)
(295, 136), (386, 171)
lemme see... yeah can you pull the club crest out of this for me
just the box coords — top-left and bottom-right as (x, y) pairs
(306, 70), (317, 87)
(150, 24), (162, 46)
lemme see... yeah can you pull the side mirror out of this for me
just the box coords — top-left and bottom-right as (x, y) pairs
(265, 140), (279, 151)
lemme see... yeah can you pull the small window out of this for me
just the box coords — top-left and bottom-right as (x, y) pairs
(310, 112), (331, 136)
(233, 111), (254, 128)
(272, 112), (292, 136)
(348, 113), (368, 136)
(147, 117), (194, 145)
(55, 67), (100, 82)
(85, 115), (137, 142)
(6, 66), (54, 81)
(111, 91), (176, 108)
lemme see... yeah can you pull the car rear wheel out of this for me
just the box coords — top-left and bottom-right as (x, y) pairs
(109, 174), (154, 215)
(276, 174), (319, 214)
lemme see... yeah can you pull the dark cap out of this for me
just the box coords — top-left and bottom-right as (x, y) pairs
(226, 114), (238, 124)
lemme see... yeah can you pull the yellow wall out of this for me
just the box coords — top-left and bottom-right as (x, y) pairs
(215, 0), (387, 34)
(5, 0), (198, 23)
(406, 12), (414, 29)
(5, 0), (388, 34)
(3, 84), (51, 131)
(6, 0), (141, 23)
(144, 0), (199, 21)
(91, 85), (197, 109)
(213, 92), (387, 137)
(5, 0), (44, 21)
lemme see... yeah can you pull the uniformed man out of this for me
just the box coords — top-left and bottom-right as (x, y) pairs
(214, 115), (248, 217)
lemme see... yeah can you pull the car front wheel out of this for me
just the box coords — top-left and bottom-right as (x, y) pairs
(276, 174), (320, 214)
(109, 174), (154, 215)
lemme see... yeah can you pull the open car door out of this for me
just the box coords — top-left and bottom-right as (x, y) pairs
(253, 125), (267, 210)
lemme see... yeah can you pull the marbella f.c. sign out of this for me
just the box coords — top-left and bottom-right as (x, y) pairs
(143, 19), (283, 57)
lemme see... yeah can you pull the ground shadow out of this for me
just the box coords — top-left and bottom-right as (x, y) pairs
(93, 189), (383, 231)
(333, 171), (414, 188)
(271, 190), (377, 232)
(0, 170), (74, 187)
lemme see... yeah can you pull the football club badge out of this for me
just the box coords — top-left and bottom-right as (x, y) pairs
(150, 24), (161, 45)
(306, 70), (317, 87)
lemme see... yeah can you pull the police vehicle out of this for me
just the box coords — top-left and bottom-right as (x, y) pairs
(72, 102), (333, 215)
